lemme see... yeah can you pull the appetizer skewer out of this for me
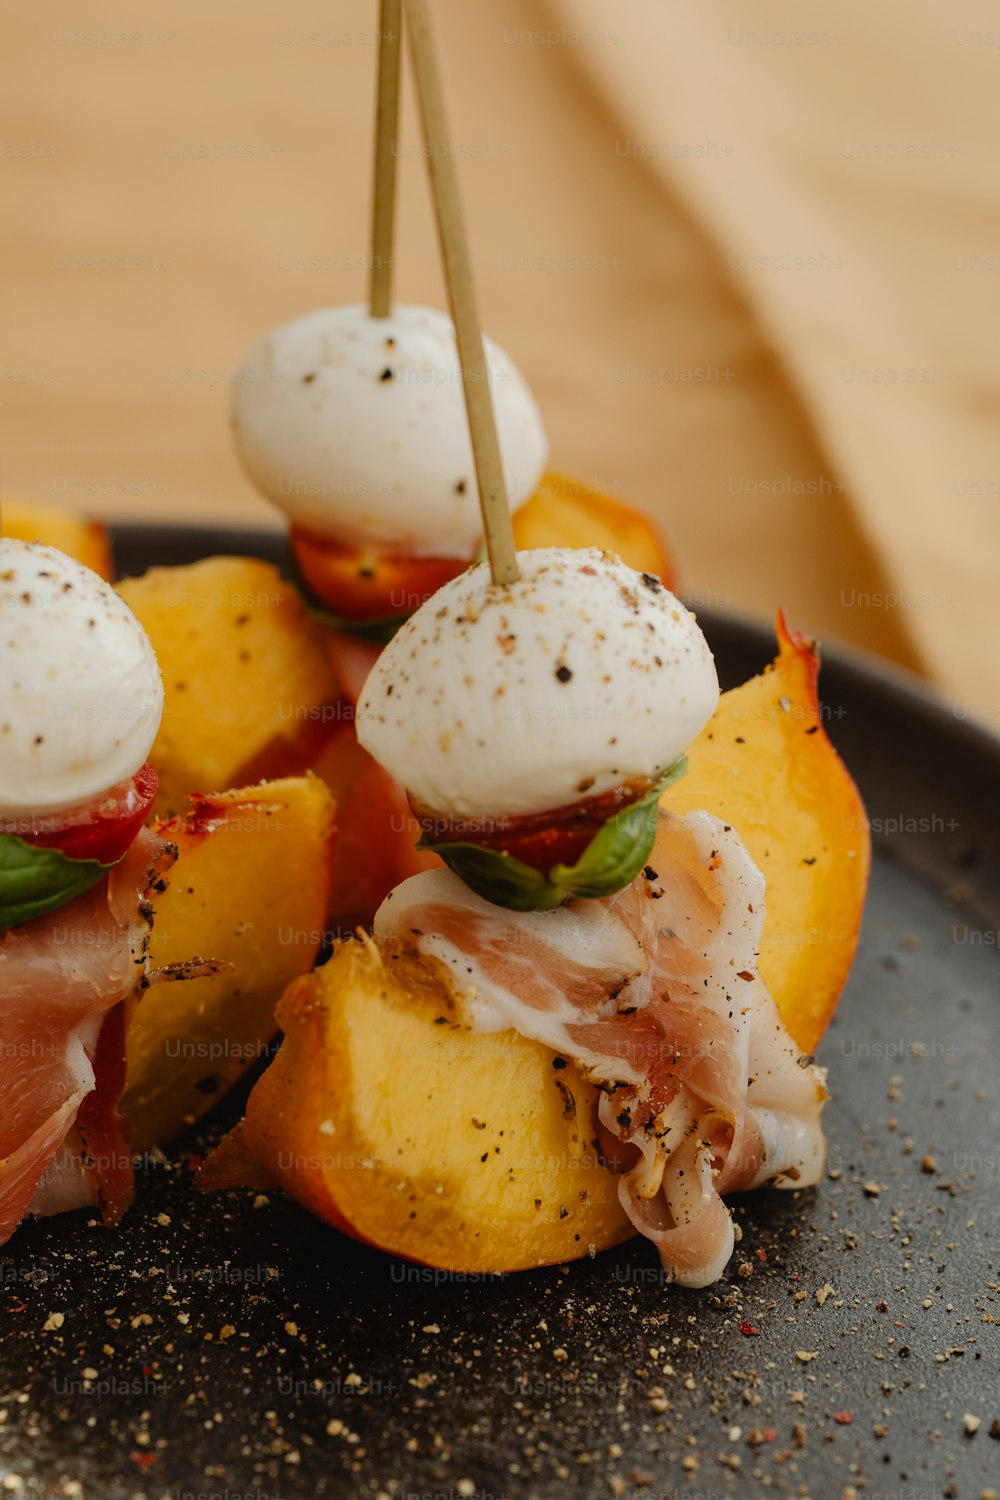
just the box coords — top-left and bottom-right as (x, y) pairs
(200, 579), (868, 1285)
(357, 548), (827, 1285)
(0, 540), (338, 1218)
(199, 10), (867, 1284)
(0, 540), (166, 1241)
(231, 302), (548, 633)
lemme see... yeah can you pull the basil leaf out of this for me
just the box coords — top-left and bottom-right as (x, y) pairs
(421, 841), (568, 912)
(548, 787), (662, 899)
(0, 834), (114, 930)
(419, 757), (688, 911)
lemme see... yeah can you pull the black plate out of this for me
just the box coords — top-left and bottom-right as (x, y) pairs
(3, 525), (999, 1500)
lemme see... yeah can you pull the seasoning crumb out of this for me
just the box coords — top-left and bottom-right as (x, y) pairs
(963, 1412), (982, 1436)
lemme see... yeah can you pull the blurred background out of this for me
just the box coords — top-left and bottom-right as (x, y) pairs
(4, 0), (1000, 716)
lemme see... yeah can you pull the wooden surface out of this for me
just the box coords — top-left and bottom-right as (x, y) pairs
(4, 0), (1000, 714)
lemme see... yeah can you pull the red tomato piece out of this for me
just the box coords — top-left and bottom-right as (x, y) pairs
(412, 776), (657, 875)
(291, 525), (471, 622)
(9, 763), (159, 867)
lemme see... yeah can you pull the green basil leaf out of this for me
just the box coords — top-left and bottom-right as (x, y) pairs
(548, 789), (662, 899)
(421, 841), (568, 912)
(0, 834), (114, 930)
(419, 757), (688, 911)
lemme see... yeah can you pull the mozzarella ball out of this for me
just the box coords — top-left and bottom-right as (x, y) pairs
(0, 540), (163, 817)
(355, 548), (719, 819)
(231, 303), (548, 557)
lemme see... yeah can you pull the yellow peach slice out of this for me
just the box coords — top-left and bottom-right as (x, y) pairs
(666, 614), (870, 1053)
(123, 775), (335, 1151)
(199, 938), (632, 1270)
(119, 557), (341, 817)
(513, 471), (674, 586)
(2, 499), (113, 579)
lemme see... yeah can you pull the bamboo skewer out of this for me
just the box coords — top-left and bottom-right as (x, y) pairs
(403, 0), (520, 587)
(369, 0), (402, 318)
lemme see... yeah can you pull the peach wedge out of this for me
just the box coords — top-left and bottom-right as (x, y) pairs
(199, 938), (633, 1271)
(665, 613), (869, 1055)
(2, 499), (113, 579)
(123, 775), (335, 1152)
(513, 471), (675, 586)
(119, 557), (342, 818)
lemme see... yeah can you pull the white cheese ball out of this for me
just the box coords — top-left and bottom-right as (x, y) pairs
(0, 540), (163, 818)
(355, 548), (719, 819)
(231, 303), (548, 557)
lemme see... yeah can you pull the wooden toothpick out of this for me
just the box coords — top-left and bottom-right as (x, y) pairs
(369, 0), (402, 318)
(403, 0), (519, 586)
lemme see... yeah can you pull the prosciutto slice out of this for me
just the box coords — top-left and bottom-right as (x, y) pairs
(0, 828), (168, 1245)
(375, 808), (826, 1288)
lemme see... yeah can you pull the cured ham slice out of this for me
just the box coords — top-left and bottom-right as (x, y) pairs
(375, 808), (826, 1288)
(0, 828), (168, 1245)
